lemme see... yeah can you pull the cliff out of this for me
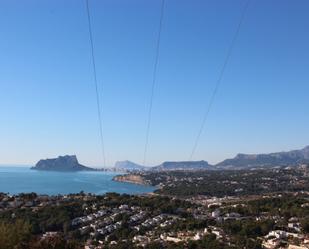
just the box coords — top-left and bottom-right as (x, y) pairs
(113, 174), (148, 185)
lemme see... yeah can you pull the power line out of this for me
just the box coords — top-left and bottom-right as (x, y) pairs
(189, 0), (251, 161)
(85, 0), (106, 167)
(143, 0), (166, 166)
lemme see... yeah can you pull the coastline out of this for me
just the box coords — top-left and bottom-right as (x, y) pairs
(112, 174), (149, 186)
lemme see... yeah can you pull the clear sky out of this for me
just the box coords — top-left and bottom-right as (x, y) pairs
(0, 0), (309, 167)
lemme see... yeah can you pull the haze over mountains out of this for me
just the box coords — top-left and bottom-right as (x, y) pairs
(114, 161), (147, 171)
(114, 160), (211, 171)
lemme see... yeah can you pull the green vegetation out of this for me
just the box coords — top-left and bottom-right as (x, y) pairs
(0, 220), (32, 249)
(141, 167), (309, 197)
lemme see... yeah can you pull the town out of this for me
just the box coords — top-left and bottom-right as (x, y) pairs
(1, 166), (309, 249)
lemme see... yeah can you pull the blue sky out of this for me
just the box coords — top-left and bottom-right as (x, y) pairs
(0, 0), (309, 167)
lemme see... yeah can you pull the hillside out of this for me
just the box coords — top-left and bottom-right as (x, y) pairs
(216, 146), (309, 168)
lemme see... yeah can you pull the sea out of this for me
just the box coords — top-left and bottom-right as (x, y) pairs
(0, 166), (156, 196)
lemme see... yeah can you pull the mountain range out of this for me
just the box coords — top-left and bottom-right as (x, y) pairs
(216, 145), (309, 169)
(30, 145), (309, 172)
(114, 145), (309, 171)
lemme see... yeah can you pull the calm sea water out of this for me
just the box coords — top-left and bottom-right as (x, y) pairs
(0, 166), (155, 195)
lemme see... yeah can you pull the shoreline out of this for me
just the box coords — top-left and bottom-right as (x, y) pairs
(112, 174), (150, 186)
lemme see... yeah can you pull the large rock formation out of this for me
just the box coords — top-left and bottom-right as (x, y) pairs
(31, 155), (94, 172)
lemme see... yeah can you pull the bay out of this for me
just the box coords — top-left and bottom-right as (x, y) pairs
(0, 166), (155, 195)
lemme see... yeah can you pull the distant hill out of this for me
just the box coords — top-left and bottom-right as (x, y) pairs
(31, 155), (94, 171)
(114, 160), (147, 171)
(152, 160), (211, 171)
(113, 160), (212, 171)
(216, 146), (309, 169)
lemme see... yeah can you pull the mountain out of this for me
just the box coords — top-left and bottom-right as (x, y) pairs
(216, 146), (309, 169)
(31, 155), (94, 171)
(114, 160), (147, 171)
(152, 160), (211, 171)
(114, 160), (212, 171)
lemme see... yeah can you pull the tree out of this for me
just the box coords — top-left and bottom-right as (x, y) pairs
(0, 220), (32, 249)
(301, 217), (309, 233)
